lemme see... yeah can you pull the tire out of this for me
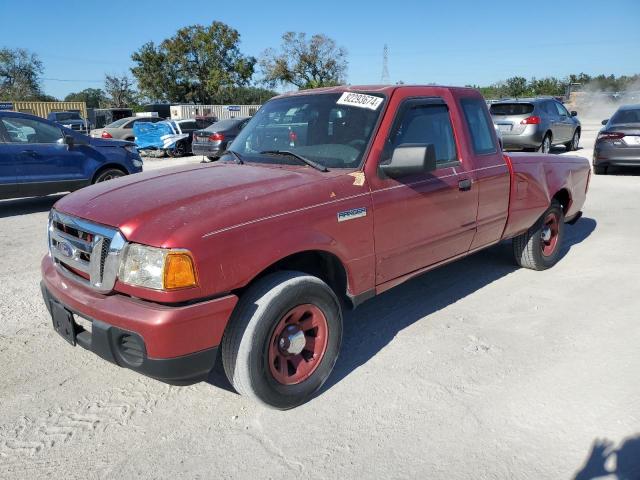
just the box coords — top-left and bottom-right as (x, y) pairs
(222, 271), (342, 409)
(593, 165), (607, 175)
(564, 130), (580, 152)
(93, 168), (125, 184)
(512, 200), (565, 271)
(206, 156), (219, 162)
(168, 141), (187, 158)
(537, 133), (552, 154)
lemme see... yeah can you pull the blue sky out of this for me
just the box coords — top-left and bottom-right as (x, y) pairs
(1, 0), (639, 99)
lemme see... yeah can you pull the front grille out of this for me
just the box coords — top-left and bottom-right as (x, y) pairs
(48, 210), (125, 293)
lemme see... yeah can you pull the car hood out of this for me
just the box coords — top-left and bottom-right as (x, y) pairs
(53, 162), (341, 247)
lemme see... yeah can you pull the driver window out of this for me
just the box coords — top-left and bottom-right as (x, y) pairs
(554, 102), (570, 117)
(388, 104), (457, 164)
(0, 117), (63, 144)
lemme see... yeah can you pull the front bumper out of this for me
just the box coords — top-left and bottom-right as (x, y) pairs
(41, 255), (238, 384)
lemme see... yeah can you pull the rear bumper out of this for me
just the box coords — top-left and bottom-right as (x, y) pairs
(594, 142), (640, 166)
(41, 255), (238, 383)
(192, 142), (224, 157)
(501, 127), (546, 150)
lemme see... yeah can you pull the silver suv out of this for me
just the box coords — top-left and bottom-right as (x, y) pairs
(490, 98), (581, 153)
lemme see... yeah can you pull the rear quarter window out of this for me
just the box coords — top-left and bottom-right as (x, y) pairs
(461, 98), (497, 155)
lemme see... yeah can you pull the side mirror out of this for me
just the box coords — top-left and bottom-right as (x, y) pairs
(570, 111), (578, 117)
(380, 143), (437, 179)
(601, 119), (609, 125)
(64, 135), (75, 149)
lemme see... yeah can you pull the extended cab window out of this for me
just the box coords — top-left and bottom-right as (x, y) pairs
(386, 102), (457, 165)
(1, 117), (63, 144)
(461, 98), (497, 155)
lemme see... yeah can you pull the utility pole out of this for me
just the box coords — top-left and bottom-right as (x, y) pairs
(381, 44), (390, 84)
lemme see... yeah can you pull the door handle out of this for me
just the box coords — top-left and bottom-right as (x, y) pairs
(21, 150), (38, 158)
(458, 178), (472, 192)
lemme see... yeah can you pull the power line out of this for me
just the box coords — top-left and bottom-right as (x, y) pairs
(42, 77), (103, 83)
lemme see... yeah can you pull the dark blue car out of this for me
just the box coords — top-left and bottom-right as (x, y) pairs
(0, 111), (143, 200)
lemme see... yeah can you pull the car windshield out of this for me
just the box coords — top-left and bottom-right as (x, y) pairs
(229, 92), (385, 169)
(490, 103), (534, 115)
(105, 117), (131, 128)
(609, 108), (640, 125)
(55, 112), (81, 121)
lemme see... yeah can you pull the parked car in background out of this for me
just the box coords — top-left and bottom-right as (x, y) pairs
(133, 119), (201, 157)
(90, 116), (164, 141)
(192, 117), (250, 161)
(169, 119), (201, 157)
(47, 111), (89, 134)
(593, 104), (640, 174)
(490, 98), (581, 153)
(0, 111), (142, 200)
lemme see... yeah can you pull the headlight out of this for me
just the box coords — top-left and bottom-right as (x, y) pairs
(124, 144), (139, 154)
(132, 159), (143, 168)
(119, 244), (198, 290)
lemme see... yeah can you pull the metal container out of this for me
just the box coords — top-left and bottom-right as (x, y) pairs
(170, 104), (260, 120)
(8, 101), (88, 119)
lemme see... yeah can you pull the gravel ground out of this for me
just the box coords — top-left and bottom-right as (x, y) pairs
(1, 119), (639, 479)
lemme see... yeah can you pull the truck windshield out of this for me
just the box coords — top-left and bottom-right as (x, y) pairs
(229, 92), (385, 169)
(55, 112), (82, 121)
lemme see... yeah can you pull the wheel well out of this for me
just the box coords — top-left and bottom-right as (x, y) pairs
(242, 251), (350, 308)
(575, 126), (581, 136)
(91, 164), (128, 183)
(553, 188), (571, 214)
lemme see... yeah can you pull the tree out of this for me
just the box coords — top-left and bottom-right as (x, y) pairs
(64, 88), (106, 108)
(131, 22), (256, 103)
(104, 74), (136, 107)
(0, 47), (45, 100)
(504, 76), (529, 98)
(212, 86), (277, 104)
(260, 32), (348, 89)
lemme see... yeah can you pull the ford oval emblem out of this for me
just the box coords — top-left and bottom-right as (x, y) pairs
(58, 241), (73, 258)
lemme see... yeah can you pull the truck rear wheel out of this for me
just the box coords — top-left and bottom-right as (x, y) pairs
(512, 200), (565, 270)
(222, 271), (342, 409)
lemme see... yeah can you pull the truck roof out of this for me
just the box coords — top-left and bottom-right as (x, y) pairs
(274, 84), (479, 100)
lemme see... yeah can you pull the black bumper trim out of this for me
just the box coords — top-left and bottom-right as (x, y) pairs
(41, 282), (218, 385)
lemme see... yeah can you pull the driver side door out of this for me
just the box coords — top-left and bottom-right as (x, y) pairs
(369, 95), (479, 286)
(0, 116), (88, 197)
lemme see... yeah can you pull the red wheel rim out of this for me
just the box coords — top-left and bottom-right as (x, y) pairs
(268, 304), (329, 385)
(541, 212), (560, 256)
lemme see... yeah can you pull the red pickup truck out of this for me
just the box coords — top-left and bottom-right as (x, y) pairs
(41, 86), (590, 409)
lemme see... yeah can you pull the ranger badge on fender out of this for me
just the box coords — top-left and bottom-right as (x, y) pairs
(337, 207), (367, 222)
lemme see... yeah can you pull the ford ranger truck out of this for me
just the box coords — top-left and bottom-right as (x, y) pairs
(41, 86), (590, 409)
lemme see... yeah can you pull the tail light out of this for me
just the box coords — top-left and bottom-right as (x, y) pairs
(101, 131), (113, 139)
(597, 132), (625, 141)
(520, 116), (541, 125)
(208, 132), (224, 141)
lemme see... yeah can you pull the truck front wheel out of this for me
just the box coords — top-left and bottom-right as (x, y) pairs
(222, 271), (343, 409)
(512, 200), (565, 270)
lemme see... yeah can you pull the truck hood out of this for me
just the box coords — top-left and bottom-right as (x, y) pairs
(53, 162), (340, 247)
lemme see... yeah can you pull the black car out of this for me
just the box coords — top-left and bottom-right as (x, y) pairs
(192, 117), (250, 161)
(594, 105), (640, 174)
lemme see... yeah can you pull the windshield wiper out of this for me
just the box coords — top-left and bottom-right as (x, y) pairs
(224, 149), (244, 164)
(259, 150), (328, 172)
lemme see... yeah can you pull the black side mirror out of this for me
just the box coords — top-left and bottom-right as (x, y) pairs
(64, 135), (75, 149)
(380, 143), (437, 179)
(601, 119), (609, 125)
(570, 111), (578, 117)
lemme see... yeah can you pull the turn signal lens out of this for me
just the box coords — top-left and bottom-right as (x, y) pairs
(597, 132), (625, 141)
(209, 132), (224, 141)
(163, 252), (198, 290)
(101, 131), (113, 138)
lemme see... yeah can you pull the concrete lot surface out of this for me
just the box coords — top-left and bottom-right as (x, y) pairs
(1, 120), (639, 479)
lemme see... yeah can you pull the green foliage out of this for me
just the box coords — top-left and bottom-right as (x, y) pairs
(475, 73), (640, 99)
(260, 32), (347, 89)
(64, 88), (106, 108)
(0, 47), (49, 100)
(212, 86), (277, 104)
(131, 21), (256, 104)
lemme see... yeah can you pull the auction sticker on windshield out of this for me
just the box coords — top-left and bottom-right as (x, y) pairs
(337, 92), (383, 110)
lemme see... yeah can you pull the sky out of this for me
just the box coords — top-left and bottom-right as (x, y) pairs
(1, 0), (639, 99)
